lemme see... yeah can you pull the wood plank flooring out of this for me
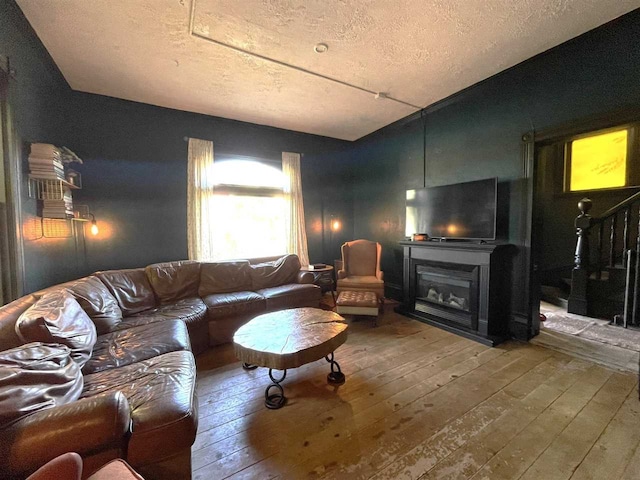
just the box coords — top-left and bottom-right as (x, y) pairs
(192, 308), (639, 480)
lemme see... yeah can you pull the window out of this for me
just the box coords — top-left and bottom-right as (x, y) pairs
(210, 159), (287, 260)
(187, 139), (309, 264)
(565, 127), (635, 192)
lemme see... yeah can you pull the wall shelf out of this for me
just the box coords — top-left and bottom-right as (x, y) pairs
(27, 143), (86, 224)
(28, 175), (80, 201)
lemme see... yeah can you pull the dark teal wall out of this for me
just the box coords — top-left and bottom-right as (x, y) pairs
(350, 9), (640, 337)
(60, 92), (352, 275)
(1, 0), (352, 293)
(0, 0), (80, 294)
(5, 0), (640, 333)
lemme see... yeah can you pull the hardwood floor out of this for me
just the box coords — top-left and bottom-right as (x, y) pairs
(192, 308), (640, 480)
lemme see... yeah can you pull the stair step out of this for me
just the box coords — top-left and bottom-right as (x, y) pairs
(541, 285), (568, 309)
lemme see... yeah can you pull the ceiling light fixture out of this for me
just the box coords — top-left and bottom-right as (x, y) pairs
(314, 43), (328, 54)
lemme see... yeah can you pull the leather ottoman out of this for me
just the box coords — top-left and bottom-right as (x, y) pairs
(335, 290), (379, 325)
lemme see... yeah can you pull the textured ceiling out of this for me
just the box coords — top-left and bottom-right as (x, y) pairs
(16, 0), (640, 141)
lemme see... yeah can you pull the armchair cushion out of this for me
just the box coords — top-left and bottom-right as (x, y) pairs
(26, 453), (144, 480)
(87, 459), (144, 480)
(337, 275), (384, 290)
(15, 291), (97, 368)
(344, 240), (379, 277)
(26, 452), (82, 480)
(338, 240), (384, 298)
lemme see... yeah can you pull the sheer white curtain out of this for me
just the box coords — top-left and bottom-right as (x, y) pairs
(187, 138), (215, 261)
(282, 152), (310, 266)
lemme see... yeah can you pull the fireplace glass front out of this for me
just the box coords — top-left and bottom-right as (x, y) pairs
(416, 265), (473, 312)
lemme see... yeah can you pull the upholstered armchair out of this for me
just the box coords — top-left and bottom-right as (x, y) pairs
(336, 239), (384, 299)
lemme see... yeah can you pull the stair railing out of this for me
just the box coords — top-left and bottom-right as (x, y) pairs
(568, 191), (640, 326)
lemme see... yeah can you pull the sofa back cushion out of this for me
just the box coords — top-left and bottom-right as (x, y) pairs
(199, 261), (252, 296)
(0, 342), (83, 428)
(0, 295), (39, 352)
(95, 268), (156, 316)
(145, 260), (201, 303)
(15, 291), (97, 368)
(250, 254), (300, 290)
(66, 276), (123, 334)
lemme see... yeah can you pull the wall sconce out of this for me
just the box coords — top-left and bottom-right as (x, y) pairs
(89, 213), (99, 236)
(327, 214), (343, 262)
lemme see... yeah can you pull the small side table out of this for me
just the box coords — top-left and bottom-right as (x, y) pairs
(301, 265), (336, 305)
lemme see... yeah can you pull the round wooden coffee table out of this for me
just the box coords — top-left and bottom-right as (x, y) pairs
(233, 307), (348, 409)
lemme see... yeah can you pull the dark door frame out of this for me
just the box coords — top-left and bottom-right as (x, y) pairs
(522, 104), (640, 338)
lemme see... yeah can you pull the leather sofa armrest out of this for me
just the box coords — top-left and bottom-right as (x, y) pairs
(337, 269), (347, 280)
(297, 271), (314, 284)
(0, 392), (131, 478)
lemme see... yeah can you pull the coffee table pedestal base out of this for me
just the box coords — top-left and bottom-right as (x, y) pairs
(247, 352), (346, 410)
(265, 369), (287, 409)
(325, 352), (345, 385)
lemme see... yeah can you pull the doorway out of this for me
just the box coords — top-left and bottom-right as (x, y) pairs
(529, 110), (640, 371)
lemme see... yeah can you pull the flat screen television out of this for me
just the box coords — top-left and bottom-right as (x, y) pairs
(406, 177), (497, 241)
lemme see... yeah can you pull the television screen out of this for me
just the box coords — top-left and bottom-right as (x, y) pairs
(406, 178), (497, 241)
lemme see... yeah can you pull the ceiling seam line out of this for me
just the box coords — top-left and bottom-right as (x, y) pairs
(188, 0), (197, 36)
(188, 1), (420, 110)
(190, 31), (422, 110)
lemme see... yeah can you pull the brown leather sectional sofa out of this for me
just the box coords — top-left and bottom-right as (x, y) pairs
(0, 254), (320, 479)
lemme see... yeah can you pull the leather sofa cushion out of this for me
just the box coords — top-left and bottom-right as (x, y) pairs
(82, 320), (191, 375)
(145, 260), (201, 304)
(81, 351), (197, 467)
(66, 276), (123, 334)
(15, 291), (97, 368)
(126, 297), (207, 327)
(0, 342), (83, 428)
(123, 297), (210, 355)
(257, 283), (321, 311)
(250, 254), (300, 290)
(95, 269), (156, 316)
(202, 291), (266, 319)
(199, 261), (252, 296)
(0, 294), (39, 352)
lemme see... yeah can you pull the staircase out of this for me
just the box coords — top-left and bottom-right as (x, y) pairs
(568, 192), (640, 327)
